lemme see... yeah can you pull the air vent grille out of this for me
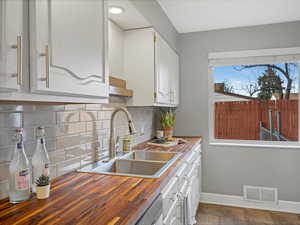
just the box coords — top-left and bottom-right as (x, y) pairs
(243, 185), (278, 204)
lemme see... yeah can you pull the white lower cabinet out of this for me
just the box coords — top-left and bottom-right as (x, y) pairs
(155, 215), (164, 225)
(163, 195), (181, 225)
(162, 176), (179, 218)
(161, 143), (202, 225)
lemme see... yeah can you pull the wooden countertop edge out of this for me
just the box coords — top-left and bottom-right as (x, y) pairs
(0, 137), (202, 225)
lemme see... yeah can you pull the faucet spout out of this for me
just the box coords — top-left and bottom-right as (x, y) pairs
(109, 107), (136, 160)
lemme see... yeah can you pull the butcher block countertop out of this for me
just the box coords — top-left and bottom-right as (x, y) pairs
(0, 137), (202, 225)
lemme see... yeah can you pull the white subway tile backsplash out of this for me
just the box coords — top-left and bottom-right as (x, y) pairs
(57, 122), (86, 135)
(104, 111), (112, 120)
(0, 129), (18, 147)
(0, 162), (9, 181)
(86, 121), (103, 132)
(81, 155), (94, 167)
(0, 147), (12, 163)
(80, 111), (98, 122)
(65, 146), (85, 159)
(56, 157), (81, 176)
(56, 135), (81, 150)
(23, 111), (56, 127)
(0, 180), (9, 199)
(0, 104), (155, 199)
(0, 113), (22, 128)
(80, 132), (98, 144)
(97, 111), (106, 120)
(85, 141), (100, 152)
(56, 112), (79, 123)
(49, 164), (57, 179)
(85, 104), (102, 111)
(0, 192), (8, 200)
(49, 150), (66, 163)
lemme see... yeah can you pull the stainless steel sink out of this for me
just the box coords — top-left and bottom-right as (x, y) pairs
(78, 151), (181, 178)
(121, 151), (178, 162)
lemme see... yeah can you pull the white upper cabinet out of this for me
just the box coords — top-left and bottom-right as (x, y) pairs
(29, 0), (109, 98)
(155, 34), (171, 104)
(123, 28), (180, 107)
(169, 48), (180, 105)
(0, 0), (24, 92)
(156, 32), (179, 106)
(156, 33), (180, 106)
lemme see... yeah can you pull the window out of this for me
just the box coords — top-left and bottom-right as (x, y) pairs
(208, 47), (300, 147)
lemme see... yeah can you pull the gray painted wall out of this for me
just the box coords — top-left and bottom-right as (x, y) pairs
(131, 0), (179, 51)
(175, 21), (300, 202)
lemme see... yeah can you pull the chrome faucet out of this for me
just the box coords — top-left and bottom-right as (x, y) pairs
(109, 107), (137, 160)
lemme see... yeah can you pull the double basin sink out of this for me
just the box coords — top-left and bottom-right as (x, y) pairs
(78, 151), (181, 178)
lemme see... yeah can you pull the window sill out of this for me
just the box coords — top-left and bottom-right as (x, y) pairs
(209, 141), (300, 149)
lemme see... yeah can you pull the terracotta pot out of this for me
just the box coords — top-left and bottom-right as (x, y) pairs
(36, 185), (50, 199)
(163, 127), (174, 138)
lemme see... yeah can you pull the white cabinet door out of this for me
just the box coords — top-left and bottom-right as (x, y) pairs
(169, 48), (179, 105)
(197, 154), (202, 202)
(155, 33), (170, 104)
(123, 28), (155, 106)
(0, 0), (24, 92)
(154, 215), (163, 225)
(29, 0), (108, 98)
(189, 160), (201, 221)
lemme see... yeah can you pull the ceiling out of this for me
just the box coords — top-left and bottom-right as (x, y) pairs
(157, 0), (300, 33)
(108, 0), (151, 30)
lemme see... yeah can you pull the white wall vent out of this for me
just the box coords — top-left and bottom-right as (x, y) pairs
(243, 185), (278, 204)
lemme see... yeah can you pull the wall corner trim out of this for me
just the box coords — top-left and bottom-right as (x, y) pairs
(200, 192), (300, 214)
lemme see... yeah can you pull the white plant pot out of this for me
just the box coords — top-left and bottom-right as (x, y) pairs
(36, 185), (50, 199)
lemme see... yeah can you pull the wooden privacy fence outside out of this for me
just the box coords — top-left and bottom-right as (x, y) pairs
(215, 100), (298, 141)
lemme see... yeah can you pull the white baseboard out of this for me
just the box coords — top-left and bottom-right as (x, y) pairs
(200, 192), (300, 214)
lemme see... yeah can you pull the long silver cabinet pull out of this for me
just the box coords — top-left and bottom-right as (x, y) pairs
(40, 45), (50, 88)
(12, 36), (22, 86)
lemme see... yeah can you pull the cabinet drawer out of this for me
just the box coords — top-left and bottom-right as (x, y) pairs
(179, 179), (189, 197)
(186, 150), (198, 165)
(169, 216), (181, 225)
(161, 176), (178, 217)
(163, 195), (180, 225)
(176, 162), (188, 187)
(187, 160), (199, 179)
(193, 144), (201, 154)
(186, 151), (201, 172)
(154, 215), (163, 225)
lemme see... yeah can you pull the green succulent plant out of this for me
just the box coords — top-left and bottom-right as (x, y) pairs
(160, 110), (176, 129)
(35, 174), (50, 187)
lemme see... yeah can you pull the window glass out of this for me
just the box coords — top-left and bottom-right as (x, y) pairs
(213, 62), (299, 142)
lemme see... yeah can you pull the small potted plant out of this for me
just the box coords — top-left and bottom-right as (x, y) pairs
(35, 175), (50, 199)
(160, 110), (176, 138)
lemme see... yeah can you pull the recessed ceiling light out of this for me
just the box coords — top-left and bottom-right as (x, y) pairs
(109, 6), (124, 15)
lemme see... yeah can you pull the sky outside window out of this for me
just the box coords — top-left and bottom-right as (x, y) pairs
(214, 63), (299, 97)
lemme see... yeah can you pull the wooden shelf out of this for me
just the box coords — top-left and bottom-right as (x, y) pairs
(109, 76), (133, 97)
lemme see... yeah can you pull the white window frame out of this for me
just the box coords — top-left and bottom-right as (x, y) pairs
(208, 47), (300, 149)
